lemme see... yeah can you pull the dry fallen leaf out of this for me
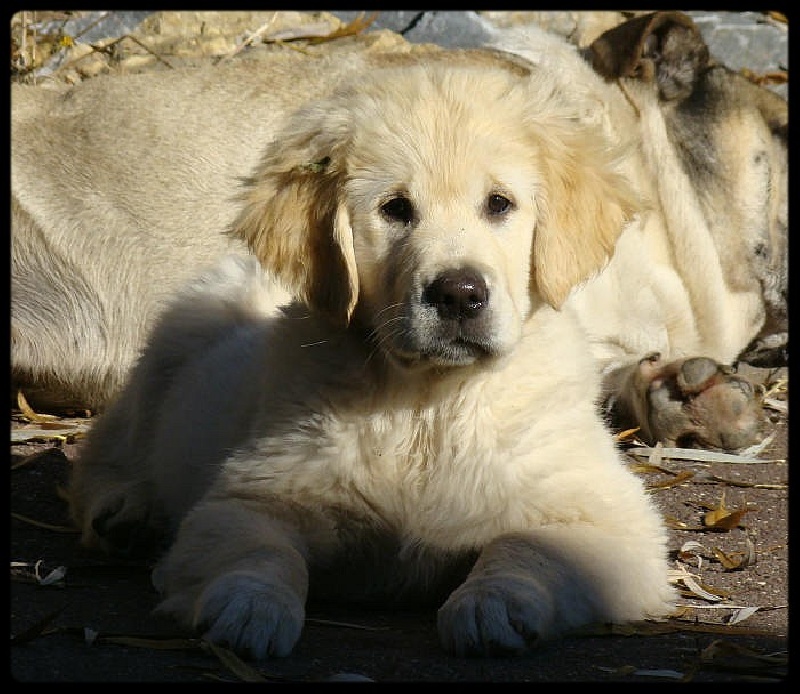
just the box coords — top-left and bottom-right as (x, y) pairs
(104, 635), (204, 650)
(712, 547), (747, 571)
(664, 516), (704, 531)
(615, 426), (641, 442)
(11, 512), (79, 534)
(725, 606), (760, 625)
(669, 564), (731, 602)
(16, 390), (59, 423)
(678, 540), (706, 568)
(629, 669), (685, 680)
(306, 12), (378, 44)
(10, 606), (66, 645)
(739, 67), (788, 86)
(708, 475), (787, 490)
(203, 640), (270, 682)
(627, 446), (784, 464)
(11, 560), (67, 586)
(702, 491), (753, 531)
(680, 574), (730, 602)
(577, 619), (776, 638)
(646, 470), (694, 490)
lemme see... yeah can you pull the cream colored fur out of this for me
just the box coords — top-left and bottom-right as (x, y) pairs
(69, 62), (675, 658)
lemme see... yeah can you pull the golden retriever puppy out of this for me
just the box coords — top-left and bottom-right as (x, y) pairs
(69, 60), (676, 659)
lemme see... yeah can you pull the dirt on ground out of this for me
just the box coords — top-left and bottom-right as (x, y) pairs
(10, 11), (789, 683)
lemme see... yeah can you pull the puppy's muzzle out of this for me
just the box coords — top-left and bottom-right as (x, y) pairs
(380, 267), (504, 369)
(408, 267), (496, 366)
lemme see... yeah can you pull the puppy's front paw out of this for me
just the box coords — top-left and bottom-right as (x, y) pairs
(191, 572), (305, 659)
(437, 575), (555, 657)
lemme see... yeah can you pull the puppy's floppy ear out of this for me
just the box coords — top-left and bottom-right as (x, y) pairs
(531, 129), (639, 309)
(587, 11), (710, 102)
(227, 104), (358, 326)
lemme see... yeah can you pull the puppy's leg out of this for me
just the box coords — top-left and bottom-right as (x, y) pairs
(152, 497), (311, 659)
(67, 304), (234, 557)
(437, 523), (676, 656)
(606, 353), (763, 450)
(69, 254), (288, 556)
(68, 393), (167, 557)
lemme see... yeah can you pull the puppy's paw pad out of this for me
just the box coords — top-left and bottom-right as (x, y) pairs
(194, 572), (305, 659)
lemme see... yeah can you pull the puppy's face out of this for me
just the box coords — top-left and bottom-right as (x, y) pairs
(343, 93), (542, 367)
(231, 61), (638, 370)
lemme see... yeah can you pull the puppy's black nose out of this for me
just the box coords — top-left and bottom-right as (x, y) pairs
(423, 269), (488, 320)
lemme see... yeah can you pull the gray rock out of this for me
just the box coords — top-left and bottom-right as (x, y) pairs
(687, 11), (787, 97)
(333, 10), (493, 47)
(33, 10), (153, 44)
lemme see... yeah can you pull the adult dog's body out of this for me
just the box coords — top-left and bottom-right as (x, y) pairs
(69, 55), (676, 659)
(11, 13), (787, 449)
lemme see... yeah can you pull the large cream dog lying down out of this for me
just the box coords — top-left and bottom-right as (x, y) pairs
(69, 58), (678, 658)
(11, 12), (788, 451)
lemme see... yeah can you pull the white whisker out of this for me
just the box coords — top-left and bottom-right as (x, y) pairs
(365, 314), (409, 367)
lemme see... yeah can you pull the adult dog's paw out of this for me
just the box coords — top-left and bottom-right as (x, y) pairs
(618, 354), (763, 450)
(437, 575), (556, 657)
(193, 572), (305, 659)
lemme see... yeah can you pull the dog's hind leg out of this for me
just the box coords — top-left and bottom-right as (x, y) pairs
(11, 200), (129, 411)
(68, 254), (290, 556)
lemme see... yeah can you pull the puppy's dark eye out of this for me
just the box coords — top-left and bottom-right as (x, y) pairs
(380, 195), (415, 225)
(486, 193), (513, 217)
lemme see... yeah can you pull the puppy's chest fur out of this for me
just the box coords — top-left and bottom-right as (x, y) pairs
(219, 342), (567, 538)
(222, 383), (528, 604)
(228, 378), (527, 517)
